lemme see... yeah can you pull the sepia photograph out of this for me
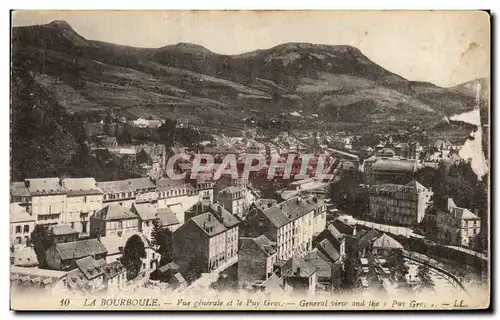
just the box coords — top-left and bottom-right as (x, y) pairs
(9, 10), (490, 311)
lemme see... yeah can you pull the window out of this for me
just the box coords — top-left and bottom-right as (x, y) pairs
(15, 226), (21, 233)
(16, 237), (22, 245)
(23, 225), (29, 233)
(82, 222), (88, 234)
(83, 196), (87, 203)
(49, 205), (52, 214)
(70, 222), (75, 229)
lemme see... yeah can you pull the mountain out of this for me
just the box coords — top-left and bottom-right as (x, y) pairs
(12, 21), (478, 129)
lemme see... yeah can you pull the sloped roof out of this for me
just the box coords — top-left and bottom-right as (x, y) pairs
(126, 178), (155, 190)
(93, 203), (138, 221)
(75, 256), (106, 280)
(156, 178), (187, 191)
(316, 238), (340, 263)
(219, 186), (244, 196)
(25, 178), (66, 195)
(372, 159), (417, 173)
(158, 262), (180, 274)
(62, 178), (103, 196)
(55, 239), (108, 261)
(11, 266), (66, 281)
(50, 225), (79, 236)
(281, 256), (316, 278)
(190, 212), (227, 237)
(157, 207), (180, 226)
(188, 201), (239, 228)
(252, 235), (277, 257)
(261, 196), (322, 228)
(10, 203), (34, 223)
(405, 180), (428, 191)
(303, 249), (334, 279)
(326, 224), (343, 240)
(97, 180), (134, 194)
(99, 233), (150, 256)
(372, 233), (403, 250)
(103, 260), (126, 279)
(10, 182), (30, 197)
(132, 203), (157, 221)
(331, 219), (355, 236)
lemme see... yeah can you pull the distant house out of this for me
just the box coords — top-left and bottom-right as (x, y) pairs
(10, 203), (35, 248)
(238, 235), (277, 285)
(173, 206), (240, 281)
(10, 181), (31, 209)
(103, 260), (128, 293)
(25, 178), (67, 226)
(436, 198), (481, 248)
(97, 180), (136, 208)
(66, 256), (107, 293)
(61, 178), (103, 235)
(99, 232), (159, 275)
(216, 186), (246, 219)
(131, 203), (158, 240)
(371, 233), (404, 257)
(90, 203), (139, 239)
(157, 207), (181, 232)
(280, 256), (317, 295)
(48, 225), (79, 244)
(45, 238), (107, 271)
(126, 178), (157, 204)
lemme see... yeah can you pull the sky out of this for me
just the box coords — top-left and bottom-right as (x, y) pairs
(12, 10), (490, 87)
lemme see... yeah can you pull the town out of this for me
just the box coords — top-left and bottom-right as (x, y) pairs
(10, 108), (488, 298)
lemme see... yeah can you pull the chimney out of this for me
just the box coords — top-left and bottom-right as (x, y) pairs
(295, 267), (301, 276)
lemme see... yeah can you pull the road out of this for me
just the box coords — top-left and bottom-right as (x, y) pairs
(405, 259), (459, 296)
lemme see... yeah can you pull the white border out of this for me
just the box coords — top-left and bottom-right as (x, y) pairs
(1, 1), (497, 319)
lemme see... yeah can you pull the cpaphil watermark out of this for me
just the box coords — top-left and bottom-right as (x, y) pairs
(165, 153), (335, 181)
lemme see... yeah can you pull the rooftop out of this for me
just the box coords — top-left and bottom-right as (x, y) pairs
(62, 178), (103, 196)
(157, 207), (180, 227)
(93, 203), (138, 221)
(50, 225), (79, 236)
(126, 178), (156, 190)
(372, 159), (417, 173)
(74, 256), (106, 280)
(132, 203), (158, 221)
(25, 178), (66, 195)
(262, 196), (323, 228)
(97, 180), (135, 194)
(372, 233), (404, 250)
(281, 256), (316, 278)
(190, 212), (227, 237)
(55, 238), (107, 261)
(10, 203), (34, 223)
(10, 182), (30, 197)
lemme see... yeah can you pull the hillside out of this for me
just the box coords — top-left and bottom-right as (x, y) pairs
(11, 20), (478, 129)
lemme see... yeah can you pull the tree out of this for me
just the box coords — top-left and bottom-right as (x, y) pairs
(121, 235), (147, 280)
(30, 225), (53, 268)
(150, 219), (163, 250)
(386, 250), (409, 285)
(340, 252), (360, 291)
(416, 264), (434, 291)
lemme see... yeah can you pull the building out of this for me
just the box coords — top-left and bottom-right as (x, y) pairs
(131, 203), (158, 240)
(90, 203), (139, 239)
(10, 182), (31, 210)
(126, 178), (157, 204)
(10, 203), (35, 248)
(363, 148), (418, 185)
(312, 200), (327, 234)
(371, 233), (404, 257)
(216, 186), (245, 219)
(48, 225), (79, 244)
(156, 178), (199, 225)
(97, 180), (136, 208)
(368, 180), (433, 226)
(157, 207), (181, 232)
(437, 198), (481, 248)
(10, 266), (67, 293)
(238, 235), (277, 285)
(99, 232), (160, 274)
(288, 178), (316, 191)
(66, 256), (107, 293)
(45, 238), (107, 271)
(103, 260), (128, 293)
(62, 178), (103, 235)
(246, 195), (325, 262)
(25, 178), (67, 226)
(280, 256), (317, 295)
(172, 206), (240, 281)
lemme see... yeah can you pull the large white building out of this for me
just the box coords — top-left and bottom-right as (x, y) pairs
(368, 180), (433, 226)
(436, 198), (482, 248)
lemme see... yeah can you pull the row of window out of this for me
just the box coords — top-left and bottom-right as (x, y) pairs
(14, 225), (30, 233)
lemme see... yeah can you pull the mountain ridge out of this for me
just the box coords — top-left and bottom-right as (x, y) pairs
(12, 20), (479, 128)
